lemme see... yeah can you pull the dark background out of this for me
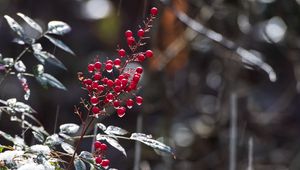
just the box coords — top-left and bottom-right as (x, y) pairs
(1, 0), (300, 170)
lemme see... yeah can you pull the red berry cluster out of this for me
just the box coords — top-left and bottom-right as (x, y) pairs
(93, 141), (110, 167)
(77, 7), (157, 118)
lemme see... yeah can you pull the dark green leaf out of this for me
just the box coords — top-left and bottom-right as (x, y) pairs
(45, 35), (74, 55)
(36, 73), (67, 90)
(33, 51), (67, 70)
(17, 13), (43, 33)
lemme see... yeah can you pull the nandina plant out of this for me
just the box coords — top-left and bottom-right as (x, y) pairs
(0, 7), (173, 170)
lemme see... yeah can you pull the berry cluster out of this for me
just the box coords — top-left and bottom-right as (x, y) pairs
(77, 7), (157, 118)
(93, 141), (110, 167)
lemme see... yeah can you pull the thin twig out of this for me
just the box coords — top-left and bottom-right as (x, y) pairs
(229, 92), (237, 170)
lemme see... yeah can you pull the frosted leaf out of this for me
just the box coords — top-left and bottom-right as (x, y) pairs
(74, 159), (86, 170)
(30, 144), (51, 155)
(105, 126), (128, 136)
(45, 134), (63, 146)
(4, 15), (24, 37)
(33, 51), (67, 70)
(47, 21), (71, 35)
(130, 133), (174, 155)
(44, 35), (74, 55)
(14, 61), (26, 72)
(59, 133), (72, 140)
(59, 123), (80, 135)
(97, 123), (107, 131)
(96, 134), (127, 156)
(79, 151), (94, 162)
(36, 73), (67, 90)
(3, 58), (14, 67)
(17, 13), (43, 34)
(61, 142), (75, 154)
(0, 150), (24, 164)
(32, 131), (44, 143)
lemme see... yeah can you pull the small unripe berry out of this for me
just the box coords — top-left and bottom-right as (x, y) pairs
(151, 7), (158, 16)
(127, 36), (135, 46)
(137, 29), (145, 37)
(137, 54), (145, 62)
(126, 99), (134, 109)
(93, 73), (101, 80)
(101, 159), (110, 167)
(125, 30), (133, 37)
(136, 67), (143, 74)
(114, 58), (121, 68)
(105, 63), (113, 73)
(136, 96), (143, 105)
(100, 143), (107, 150)
(88, 64), (94, 73)
(94, 141), (102, 149)
(118, 49), (126, 57)
(95, 157), (103, 164)
(145, 50), (153, 58)
(92, 106), (100, 114)
(117, 107), (126, 117)
(90, 96), (99, 105)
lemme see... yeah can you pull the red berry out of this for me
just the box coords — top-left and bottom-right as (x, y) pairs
(133, 74), (141, 83)
(95, 156), (103, 164)
(126, 99), (134, 109)
(118, 49), (126, 57)
(114, 79), (121, 86)
(102, 77), (108, 84)
(136, 96), (143, 105)
(105, 63), (113, 73)
(127, 36), (135, 46)
(97, 85), (104, 92)
(92, 81), (98, 89)
(136, 67), (143, 74)
(117, 107), (126, 117)
(93, 73), (102, 80)
(106, 93), (114, 102)
(137, 29), (145, 37)
(114, 58), (121, 68)
(107, 79), (114, 87)
(94, 61), (102, 70)
(92, 106), (100, 114)
(137, 54), (145, 62)
(100, 143), (107, 150)
(121, 78), (128, 87)
(145, 50), (153, 58)
(113, 100), (120, 108)
(106, 60), (113, 64)
(151, 7), (158, 16)
(90, 96), (99, 105)
(125, 30), (133, 37)
(94, 141), (102, 149)
(118, 74), (124, 80)
(114, 85), (121, 93)
(83, 78), (92, 85)
(101, 159), (110, 167)
(88, 64), (94, 73)
(129, 82), (137, 90)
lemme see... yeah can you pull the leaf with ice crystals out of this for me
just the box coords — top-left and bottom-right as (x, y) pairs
(105, 126), (128, 136)
(0, 130), (14, 143)
(3, 58), (14, 67)
(14, 61), (26, 72)
(32, 131), (44, 143)
(36, 73), (67, 90)
(79, 151), (94, 162)
(74, 159), (87, 170)
(45, 35), (74, 55)
(47, 21), (71, 35)
(45, 134), (63, 146)
(59, 123), (80, 135)
(61, 142), (75, 154)
(96, 134), (127, 157)
(33, 50), (67, 70)
(17, 13), (43, 34)
(4, 15), (24, 37)
(97, 123), (107, 131)
(130, 133), (174, 156)
(30, 144), (51, 155)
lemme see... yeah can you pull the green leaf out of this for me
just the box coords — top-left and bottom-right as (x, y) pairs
(36, 73), (67, 90)
(45, 35), (74, 55)
(17, 13), (43, 33)
(74, 159), (87, 170)
(33, 51), (67, 70)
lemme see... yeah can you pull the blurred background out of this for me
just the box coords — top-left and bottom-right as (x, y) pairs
(1, 0), (300, 169)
